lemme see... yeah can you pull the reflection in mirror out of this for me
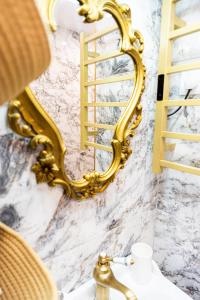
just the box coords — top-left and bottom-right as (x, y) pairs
(31, 0), (136, 180)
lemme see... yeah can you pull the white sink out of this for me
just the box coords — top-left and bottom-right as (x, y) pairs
(60, 262), (193, 300)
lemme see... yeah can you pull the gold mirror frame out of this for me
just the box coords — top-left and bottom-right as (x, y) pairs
(8, 0), (146, 200)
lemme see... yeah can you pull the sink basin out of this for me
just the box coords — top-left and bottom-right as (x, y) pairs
(60, 261), (192, 300)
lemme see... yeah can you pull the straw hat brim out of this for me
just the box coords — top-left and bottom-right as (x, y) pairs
(0, 222), (58, 300)
(0, 0), (50, 105)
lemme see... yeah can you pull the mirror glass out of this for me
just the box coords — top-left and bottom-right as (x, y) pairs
(31, 0), (136, 180)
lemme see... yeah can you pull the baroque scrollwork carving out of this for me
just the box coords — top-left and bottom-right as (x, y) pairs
(8, 98), (60, 186)
(8, 0), (146, 200)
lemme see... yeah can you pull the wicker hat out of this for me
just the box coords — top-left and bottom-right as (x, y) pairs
(0, 222), (58, 300)
(0, 0), (50, 105)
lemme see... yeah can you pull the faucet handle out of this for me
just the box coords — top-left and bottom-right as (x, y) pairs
(112, 256), (134, 266)
(98, 252), (134, 266)
(98, 252), (112, 265)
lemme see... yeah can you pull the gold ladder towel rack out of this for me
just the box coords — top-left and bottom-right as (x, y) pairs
(80, 25), (135, 153)
(153, 0), (200, 175)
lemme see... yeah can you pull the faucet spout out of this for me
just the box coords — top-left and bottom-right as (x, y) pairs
(93, 254), (137, 300)
(103, 274), (136, 300)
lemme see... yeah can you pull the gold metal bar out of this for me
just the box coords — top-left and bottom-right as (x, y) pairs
(84, 122), (115, 130)
(174, 16), (186, 29)
(165, 143), (176, 151)
(80, 32), (89, 150)
(162, 131), (200, 141)
(88, 51), (99, 58)
(84, 102), (128, 107)
(48, 0), (57, 32)
(85, 73), (134, 86)
(85, 141), (113, 152)
(88, 131), (98, 136)
(163, 99), (200, 106)
(167, 61), (200, 73)
(169, 23), (200, 39)
(153, 0), (175, 173)
(96, 284), (109, 300)
(94, 37), (97, 169)
(160, 160), (200, 175)
(84, 25), (118, 43)
(85, 50), (123, 65)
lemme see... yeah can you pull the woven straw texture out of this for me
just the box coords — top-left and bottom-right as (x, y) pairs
(0, 222), (58, 300)
(0, 0), (50, 105)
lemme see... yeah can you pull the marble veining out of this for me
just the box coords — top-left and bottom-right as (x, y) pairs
(0, 0), (197, 298)
(0, 0), (164, 295)
(153, 1), (200, 299)
(0, 134), (31, 196)
(30, 18), (135, 177)
(30, 28), (95, 181)
(154, 170), (200, 299)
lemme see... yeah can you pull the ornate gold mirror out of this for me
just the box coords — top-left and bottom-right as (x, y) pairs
(8, 0), (145, 199)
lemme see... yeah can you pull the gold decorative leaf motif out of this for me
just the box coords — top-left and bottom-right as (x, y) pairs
(8, 92), (62, 187)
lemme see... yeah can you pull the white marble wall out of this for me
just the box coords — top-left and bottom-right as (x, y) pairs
(153, 1), (200, 299)
(0, 0), (162, 294)
(154, 170), (200, 299)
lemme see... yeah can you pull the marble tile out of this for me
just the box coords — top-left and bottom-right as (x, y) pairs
(0, 0), (162, 294)
(154, 170), (200, 299)
(153, 2), (200, 298)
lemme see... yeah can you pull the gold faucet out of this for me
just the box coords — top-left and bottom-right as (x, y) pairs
(93, 253), (137, 300)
